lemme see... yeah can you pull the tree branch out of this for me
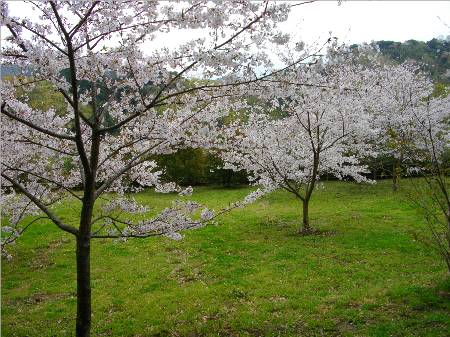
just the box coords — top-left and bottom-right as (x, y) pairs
(1, 102), (76, 141)
(68, 1), (100, 37)
(1, 173), (78, 236)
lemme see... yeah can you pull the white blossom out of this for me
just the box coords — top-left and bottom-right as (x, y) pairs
(200, 208), (215, 221)
(178, 186), (194, 197)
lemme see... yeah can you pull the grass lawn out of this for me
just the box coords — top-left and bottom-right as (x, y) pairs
(1, 180), (449, 336)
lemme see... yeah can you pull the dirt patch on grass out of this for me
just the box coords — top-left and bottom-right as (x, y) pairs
(296, 228), (336, 237)
(28, 238), (71, 270)
(6, 292), (75, 306)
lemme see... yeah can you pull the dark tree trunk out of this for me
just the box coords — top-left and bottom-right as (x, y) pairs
(75, 187), (96, 337)
(447, 205), (450, 242)
(446, 205), (450, 272)
(299, 198), (311, 234)
(392, 160), (400, 192)
(75, 174), (97, 337)
(392, 170), (398, 192)
(76, 235), (91, 337)
(298, 151), (319, 234)
(392, 156), (403, 192)
(52, 11), (101, 336)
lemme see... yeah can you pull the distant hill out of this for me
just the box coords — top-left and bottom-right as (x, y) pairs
(372, 38), (450, 83)
(1, 64), (33, 78)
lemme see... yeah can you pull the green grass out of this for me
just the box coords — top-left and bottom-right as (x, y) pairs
(2, 180), (449, 336)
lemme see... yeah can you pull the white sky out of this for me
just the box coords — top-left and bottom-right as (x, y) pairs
(6, 0), (450, 47)
(287, 1), (450, 45)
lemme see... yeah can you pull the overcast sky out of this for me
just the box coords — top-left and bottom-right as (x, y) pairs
(6, 0), (450, 47)
(287, 1), (450, 45)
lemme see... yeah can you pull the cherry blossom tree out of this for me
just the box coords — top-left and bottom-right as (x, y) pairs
(369, 61), (449, 269)
(212, 53), (379, 234)
(0, 1), (301, 335)
(369, 62), (434, 191)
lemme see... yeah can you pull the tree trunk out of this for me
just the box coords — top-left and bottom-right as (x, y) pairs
(75, 184), (95, 337)
(447, 205), (450, 246)
(65, 28), (99, 337)
(446, 205), (450, 272)
(392, 161), (399, 192)
(299, 151), (319, 234)
(392, 172), (398, 191)
(299, 198), (312, 234)
(76, 235), (91, 337)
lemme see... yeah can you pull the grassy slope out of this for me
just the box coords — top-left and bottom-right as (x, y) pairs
(2, 180), (449, 336)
